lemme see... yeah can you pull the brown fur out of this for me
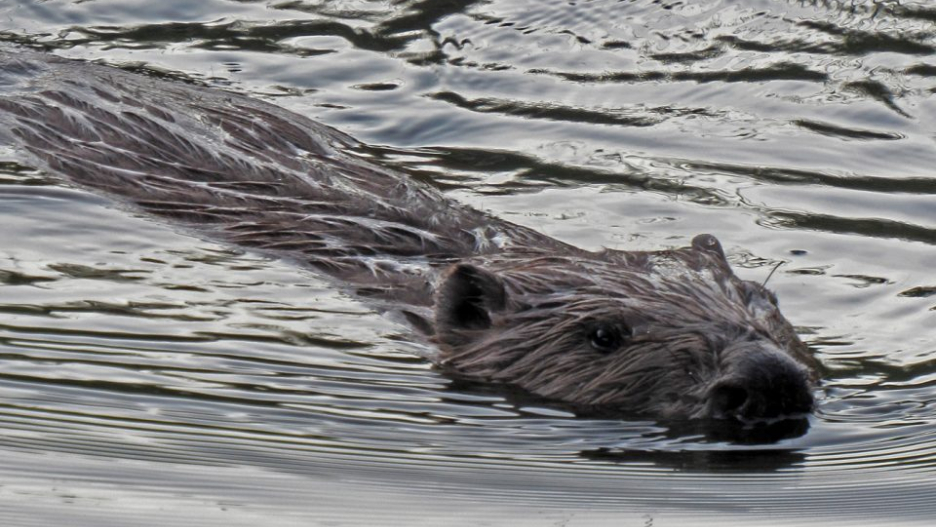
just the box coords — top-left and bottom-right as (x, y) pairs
(0, 46), (818, 420)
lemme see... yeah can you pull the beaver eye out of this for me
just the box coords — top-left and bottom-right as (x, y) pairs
(589, 325), (623, 354)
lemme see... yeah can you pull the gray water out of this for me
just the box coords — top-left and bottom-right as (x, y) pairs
(0, 0), (934, 525)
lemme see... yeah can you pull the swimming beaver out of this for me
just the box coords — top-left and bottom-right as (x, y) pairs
(0, 46), (818, 421)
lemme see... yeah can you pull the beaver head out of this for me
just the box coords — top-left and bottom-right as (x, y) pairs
(434, 234), (817, 421)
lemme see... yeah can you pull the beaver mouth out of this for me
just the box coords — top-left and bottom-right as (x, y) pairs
(705, 381), (816, 423)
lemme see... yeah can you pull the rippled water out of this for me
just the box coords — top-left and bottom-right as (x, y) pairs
(0, 0), (934, 525)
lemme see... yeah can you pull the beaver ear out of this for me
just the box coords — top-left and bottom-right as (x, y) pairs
(436, 264), (507, 334)
(691, 234), (726, 260)
(691, 233), (732, 272)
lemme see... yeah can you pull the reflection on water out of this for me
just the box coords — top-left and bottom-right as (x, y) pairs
(0, 0), (935, 525)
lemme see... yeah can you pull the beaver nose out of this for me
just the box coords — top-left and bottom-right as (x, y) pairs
(706, 343), (814, 420)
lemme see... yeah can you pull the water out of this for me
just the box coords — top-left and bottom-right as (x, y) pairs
(0, 0), (934, 525)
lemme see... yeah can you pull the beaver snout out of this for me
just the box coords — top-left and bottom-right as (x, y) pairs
(706, 342), (815, 421)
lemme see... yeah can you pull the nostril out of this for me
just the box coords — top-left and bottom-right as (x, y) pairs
(707, 350), (815, 420)
(711, 382), (749, 417)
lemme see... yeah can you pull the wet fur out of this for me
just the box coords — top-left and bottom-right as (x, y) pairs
(0, 46), (818, 420)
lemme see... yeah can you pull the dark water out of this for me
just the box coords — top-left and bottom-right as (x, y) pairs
(0, 0), (934, 525)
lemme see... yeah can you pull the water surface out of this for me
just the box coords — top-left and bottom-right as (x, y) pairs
(0, 0), (935, 525)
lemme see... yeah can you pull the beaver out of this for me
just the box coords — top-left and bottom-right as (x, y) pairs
(0, 46), (818, 421)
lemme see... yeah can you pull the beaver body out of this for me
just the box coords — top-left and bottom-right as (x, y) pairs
(0, 46), (818, 420)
